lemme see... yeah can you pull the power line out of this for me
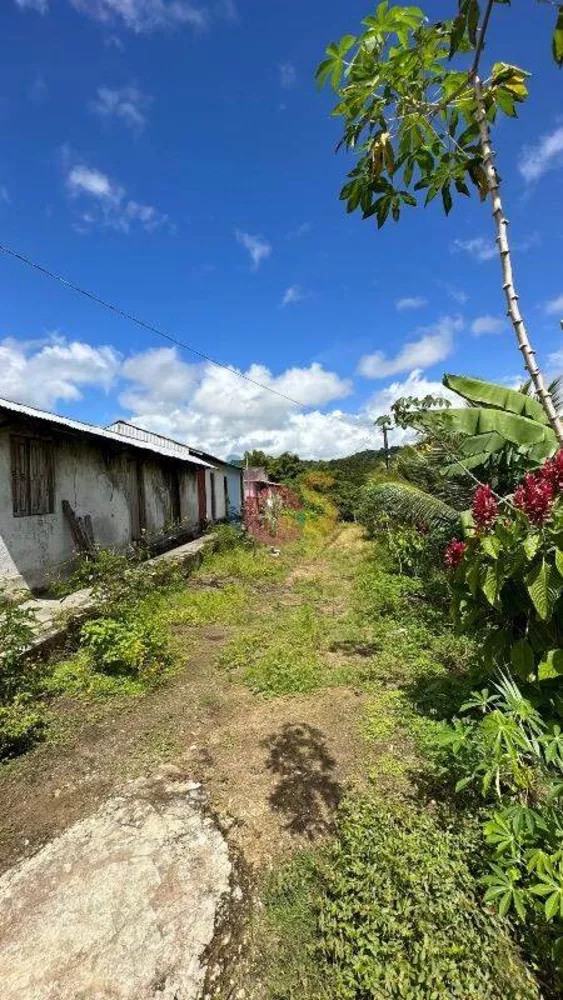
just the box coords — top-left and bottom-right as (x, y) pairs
(0, 240), (382, 452)
(0, 242), (315, 410)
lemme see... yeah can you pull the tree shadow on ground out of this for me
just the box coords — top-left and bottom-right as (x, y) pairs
(262, 723), (342, 838)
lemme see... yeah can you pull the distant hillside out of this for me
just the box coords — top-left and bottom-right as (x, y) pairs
(305, 447), (398, 484)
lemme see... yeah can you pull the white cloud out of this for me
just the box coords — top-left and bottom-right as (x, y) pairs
(14, 0), (48, 11)
(104, 33), (125, 48)
(452, 237), (496, 262)
(90, 85), (152, 131)
(119, 349), (355, 458)
(281, 285), (305, 307)
(279, 62), (297, 88)
(235, 230), (272, 270)
(68, 0), (209, 32)
(365, 369), (459, 445)
(544, 293), (563, 317)
(65, 161), (171, 233)
(357, 316), (460, 379)
(519, 125), (563, 182)
(0, 336), (121, 409)
(287, 221), (311, 239)
(471, 315), (506, 336)
(438, 281), (468, 305)
(395, 296), (427, 311)
(0, 185), (10, 204)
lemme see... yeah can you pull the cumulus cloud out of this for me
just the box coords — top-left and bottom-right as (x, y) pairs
(90, 84), (152, 131)
(0, 336), (121, 409)
(279, 62), (297, 88)
(118, 348), (359, 458)
(357, 316), (460, 379)
(395, 296), (427, 311)
(452, 237), (496, 262)
(544, 293), (563, 316)
(235, 230), (272, 270)
(65, 161), (171, 233)
(281, 285), (305, 307)
(519, 125), (563, 182)
(471, 315), (506, 336)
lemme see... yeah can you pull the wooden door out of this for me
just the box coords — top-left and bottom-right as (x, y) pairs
(128, 459), (146, 541)
(196, 469), (206, 522)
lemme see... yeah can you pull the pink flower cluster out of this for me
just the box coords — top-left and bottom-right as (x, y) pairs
(444, 539), (466, 568)
(472, 484), (498, 529)
(512, 449), (563, 526)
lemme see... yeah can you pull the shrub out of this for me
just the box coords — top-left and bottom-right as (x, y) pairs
(317, 796), (540, 999)
(80, 613), (169, 683)
(446, 461), (563, 707)
(0, 698), (44, 760)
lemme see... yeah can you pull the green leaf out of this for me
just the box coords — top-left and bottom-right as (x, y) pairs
(441, 183), (453, 215)
(511, 639), (535, 679)
(481, 564), (501, 608)
(553, 7), (563, 67)
(556, 547), (563, 579)
(523, 534), (541, 561)
(526, 559), (561, 621)
(538, 649), (563, 681)
(443, 374), (551, 426)
(481, 535), (501, 560)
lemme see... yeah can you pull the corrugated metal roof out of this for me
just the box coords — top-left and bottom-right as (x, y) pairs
(0, 397), (214, 468)
(108, 420), (240, 471)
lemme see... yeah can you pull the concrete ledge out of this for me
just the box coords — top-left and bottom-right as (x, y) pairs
(20, 533), (216, 660)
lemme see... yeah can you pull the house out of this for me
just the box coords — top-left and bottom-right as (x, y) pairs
(0, 400), (241, 593)
(107, 422), (244, 525)
(243, 467), (275, 502)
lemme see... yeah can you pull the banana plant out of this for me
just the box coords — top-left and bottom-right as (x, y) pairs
(425, 375), (560, 478)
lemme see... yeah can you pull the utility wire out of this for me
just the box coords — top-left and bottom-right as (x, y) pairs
(0, 240), (382, 451)
(0, 242), (315, 411)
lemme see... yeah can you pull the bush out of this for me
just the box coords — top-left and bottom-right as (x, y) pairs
(0, 698), (44, 759)
(80, 614), (169, 683)
(317, 796), (540, 999)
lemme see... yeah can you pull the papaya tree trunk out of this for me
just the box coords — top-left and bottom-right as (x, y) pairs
(473, 74), (563, 446)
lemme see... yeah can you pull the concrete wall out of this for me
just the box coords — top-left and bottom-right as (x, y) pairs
(0, 423), (201, 592)
(204, 465), (242, 522)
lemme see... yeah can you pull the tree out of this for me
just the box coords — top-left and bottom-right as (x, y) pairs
(375, 414), (393, 469)
(317, 1), (563, 445)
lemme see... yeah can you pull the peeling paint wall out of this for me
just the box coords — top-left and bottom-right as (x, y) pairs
(0, 423), (200, 591)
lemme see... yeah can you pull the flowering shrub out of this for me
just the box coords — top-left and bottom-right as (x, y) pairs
(472, 484), (499, 529)
(244, 487), (302, 545)
(445, 454), (563, 692)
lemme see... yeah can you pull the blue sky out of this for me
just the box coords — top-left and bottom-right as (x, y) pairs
(0, 0), (562, 458)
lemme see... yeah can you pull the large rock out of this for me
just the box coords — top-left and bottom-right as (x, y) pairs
(0, 769), (232, 999)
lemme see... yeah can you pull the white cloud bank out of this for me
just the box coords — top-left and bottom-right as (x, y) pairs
(0, 332), (462, 459)
(452, 237), (496, 262)
(519, 125), (563, 182)
(0, 336), (121, 409)
(357, 316), (460, 379)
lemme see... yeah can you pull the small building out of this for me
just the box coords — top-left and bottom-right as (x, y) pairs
(108, 423), (244, 526)
(0, 400), (240, 593)
(243, 467), (282, 503)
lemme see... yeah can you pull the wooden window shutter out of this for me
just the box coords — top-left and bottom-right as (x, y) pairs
(29, 439), (54, 515)
(11, 436), (30, 516)
(10, 435), (54, 516)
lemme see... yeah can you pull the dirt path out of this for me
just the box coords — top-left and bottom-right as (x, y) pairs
(0, 526), (373, 877)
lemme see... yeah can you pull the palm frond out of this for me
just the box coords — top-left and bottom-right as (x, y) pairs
(365, 481), (460, 529)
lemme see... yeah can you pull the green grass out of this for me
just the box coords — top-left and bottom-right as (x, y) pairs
(254, 795), (540, 1000)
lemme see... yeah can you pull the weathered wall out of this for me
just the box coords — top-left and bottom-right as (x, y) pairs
(204, 465), (241, 522)
(0, 424), (200, 591)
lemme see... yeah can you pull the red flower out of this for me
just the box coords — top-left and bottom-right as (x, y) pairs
(540, 450), (563, 494)
(472, 484), (498, 529)
(513, 472), (554, 525)
(444, 539), (466, 568)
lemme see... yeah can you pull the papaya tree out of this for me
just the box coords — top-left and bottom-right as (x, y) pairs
(317, 1), (563, 445)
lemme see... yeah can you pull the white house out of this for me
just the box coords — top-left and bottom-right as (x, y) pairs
(0, 400), (241, 593)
